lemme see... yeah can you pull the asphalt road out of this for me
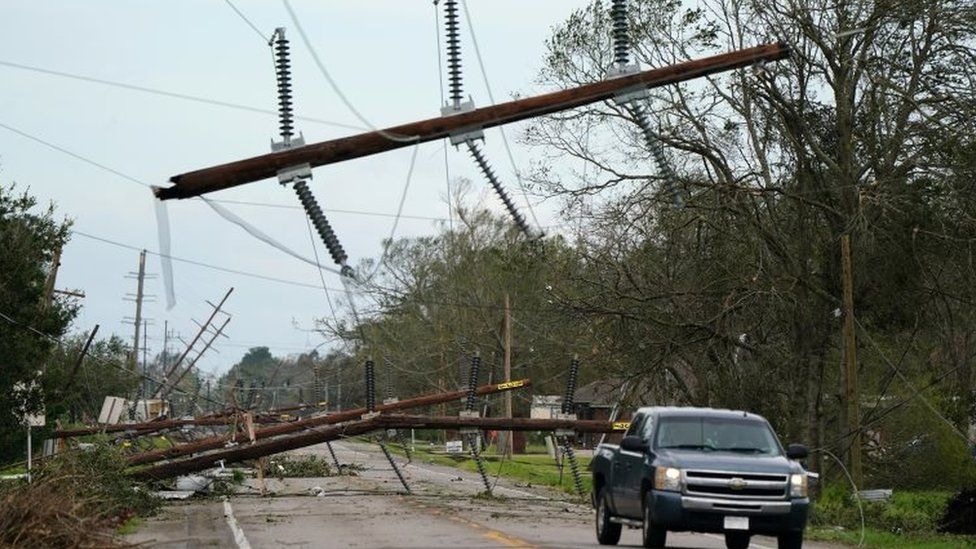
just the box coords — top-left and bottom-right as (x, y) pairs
(128, 440), (842, 549)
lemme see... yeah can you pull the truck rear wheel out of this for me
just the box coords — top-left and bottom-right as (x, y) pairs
(641, 493), (667, 548)
(595, 488), (622, 545)
(725, 531), (750, 549)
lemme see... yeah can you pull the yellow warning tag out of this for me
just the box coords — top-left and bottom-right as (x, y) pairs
(497, 380), (526, 390)
(612, 422), (631, 431)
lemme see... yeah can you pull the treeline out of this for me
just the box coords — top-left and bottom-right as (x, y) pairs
(329, 0), (976, 489)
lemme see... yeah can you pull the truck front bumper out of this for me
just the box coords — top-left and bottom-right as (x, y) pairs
(648, 491), (808, 535)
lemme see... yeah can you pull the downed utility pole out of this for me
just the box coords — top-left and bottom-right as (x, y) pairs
(127, 379), (531, 466)
(157, 43), (789, 200)
(155, 288), (233, 398)
(131, 413), (621, 481)
(132, 417), (382, 481)
(53, 414), (281, 438)
(377, 415), (620, 433)
(163, 316), (231, 397)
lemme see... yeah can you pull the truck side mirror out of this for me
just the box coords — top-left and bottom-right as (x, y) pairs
(620, 435), (646, 453)
(786, 443), (808, 460)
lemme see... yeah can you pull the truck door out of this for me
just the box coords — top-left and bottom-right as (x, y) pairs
(612, 413), (646, 518)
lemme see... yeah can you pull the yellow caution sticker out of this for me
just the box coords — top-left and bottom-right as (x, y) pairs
(497, 380), (526, 390)
(279, 414), (292, 421)
(612, 422), (631, 431)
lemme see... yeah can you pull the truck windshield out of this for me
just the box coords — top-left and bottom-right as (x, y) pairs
(654, 416), (781, 456)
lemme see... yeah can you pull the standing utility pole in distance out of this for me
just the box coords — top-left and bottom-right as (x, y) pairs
(132, 250), (146, 370)
(503, 293), (513, 457)
(840, 234), (862, 487)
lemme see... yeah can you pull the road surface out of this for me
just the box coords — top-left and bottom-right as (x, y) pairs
(128, 439), (841, 548)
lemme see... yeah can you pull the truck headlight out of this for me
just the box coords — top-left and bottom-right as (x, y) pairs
(654, 467), (682, 492)
(790, 474), (808, 498)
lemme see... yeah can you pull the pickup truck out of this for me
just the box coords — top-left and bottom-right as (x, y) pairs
(590, 407), (810, 549)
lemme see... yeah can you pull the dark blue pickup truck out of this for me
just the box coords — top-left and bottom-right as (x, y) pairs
(590, 407), (810, 549)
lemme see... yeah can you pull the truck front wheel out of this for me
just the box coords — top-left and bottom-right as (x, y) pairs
(724, 532), (750, 549)
(595, 488), (622, 545)
(777, 530), (803, 549)
(641, 493), (667, 548)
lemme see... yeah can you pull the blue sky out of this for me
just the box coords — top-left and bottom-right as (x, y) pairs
(0, 0), (591, 376)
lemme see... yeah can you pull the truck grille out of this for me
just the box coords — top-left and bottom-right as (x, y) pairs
(684, 470), (788, 500)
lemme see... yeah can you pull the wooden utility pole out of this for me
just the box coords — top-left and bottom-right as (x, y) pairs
(61, 325), (99, 394)
(129, 250), (147, 371)
(156, 287), (233, 396)
(503, 293), (513, 457)
(157, 43), (790, 200)
(165, 316), (231, 395)
(840, 234), (862, 487)
(41, 246), (62, 311)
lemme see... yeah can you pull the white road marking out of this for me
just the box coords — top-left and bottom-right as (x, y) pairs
(222, 499), (252, 549)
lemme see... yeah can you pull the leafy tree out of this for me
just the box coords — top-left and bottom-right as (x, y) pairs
(521, 0), (976, 480)
(0, 184), (77, 461)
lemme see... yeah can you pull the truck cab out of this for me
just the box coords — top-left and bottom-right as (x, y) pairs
(590, 407), (810, 549)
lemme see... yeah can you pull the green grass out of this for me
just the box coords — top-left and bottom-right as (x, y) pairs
(808, 526), (976, 548)
(116, 517), (143, 536)
(394, 444), (591, 496)
(809, 486), (976, 547)
(0, 465), (27, 476)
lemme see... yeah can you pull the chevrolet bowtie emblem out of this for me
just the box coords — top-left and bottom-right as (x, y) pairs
(728, 477), (747, 490)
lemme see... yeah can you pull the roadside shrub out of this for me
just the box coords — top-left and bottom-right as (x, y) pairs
(0, 444), (158, 547)
(812, 484), (952, 534)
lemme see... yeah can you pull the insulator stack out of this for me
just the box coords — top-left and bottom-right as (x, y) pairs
(562, 438), (586, 498)
(625, 103), (683, 207)
(465, 353), (481, 411)
(293, 180), (354, 275)
(365, 357), (376, 412)
(384, 357), (395, 401)
(466, 141), (532, 237)
(325, 441), (341, 473)
(562, 356), (580, 415)
(379, 441), (412, 493)
(272, 28), (295, 145)
(443, 0), (464, 109)
(610, 0), (631, 67)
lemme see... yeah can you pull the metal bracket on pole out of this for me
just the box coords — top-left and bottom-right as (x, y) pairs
(555, 412), (578, 438)
(459, 409), (480, 436)
(442, 101), (485, 146)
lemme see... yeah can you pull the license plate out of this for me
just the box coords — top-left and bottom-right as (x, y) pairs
(724, 516), (749, 530)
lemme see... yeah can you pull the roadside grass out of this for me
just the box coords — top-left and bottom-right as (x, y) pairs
(391, 442), (592, 497)
(809, 486), (976, 547)
(807, 526), (976, 548)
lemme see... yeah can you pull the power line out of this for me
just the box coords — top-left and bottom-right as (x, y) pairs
(281, 0), (418, 144)
(0, 309), (227, 410)
(0, 120), (149, 190)
(221, 0), (271, 43)
(364, 144), (420, 282)
(72, 229), (346, 292)
(855, 317), (973, 444)
(459, 0), (543, 234)
(0, 60), (365, 131)
(208, 198), (449, 222)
